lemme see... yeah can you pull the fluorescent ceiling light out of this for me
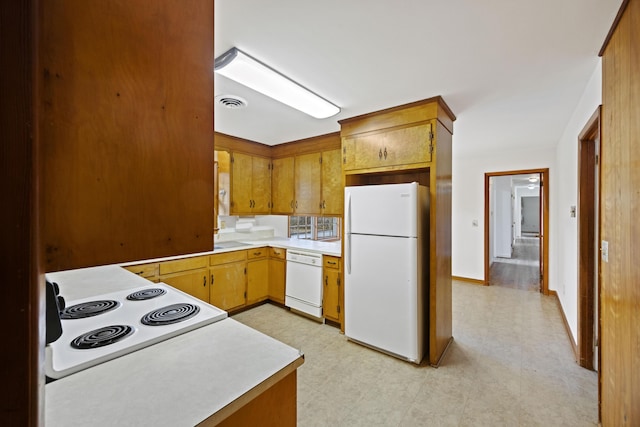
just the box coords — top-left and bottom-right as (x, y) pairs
(214, 47), (340, 119)
(528, 184), (536, 189)
(528, 176), (539, 183)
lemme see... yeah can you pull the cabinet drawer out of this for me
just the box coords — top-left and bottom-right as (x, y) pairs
(247, 247), (267, 260)
(210, 250), (247, 266)
(159, 256), (207, 275)
(123, 263), (159, 279)
(269, 247), (286, 260)
(323, 256), (341, 270)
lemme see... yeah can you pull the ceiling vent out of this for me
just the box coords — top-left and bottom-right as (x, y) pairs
(215, 94), (247, 109)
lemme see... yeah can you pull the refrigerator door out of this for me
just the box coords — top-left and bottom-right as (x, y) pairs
(345, 233), (423, 362)
(345, 182), (419, 238)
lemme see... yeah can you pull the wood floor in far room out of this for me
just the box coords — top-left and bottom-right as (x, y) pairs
(490, 237), (541, 292)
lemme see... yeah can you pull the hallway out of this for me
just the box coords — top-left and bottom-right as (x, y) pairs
(490, 237), (541, 292)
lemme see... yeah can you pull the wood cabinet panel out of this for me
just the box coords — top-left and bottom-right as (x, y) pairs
(161, 269), (209, 303)
(295, 152), (322, 215)
(210, 251), (247, 265)
(210, 263), (246, 311)
(247, 258), (269, 304)
(268, 248), (286, 304)
(230, 152), (253, 213)
(321, 149), (343, 215)
(247, 247), (267, 260)
(252, 156), (271, 212)
(271, 157), (295, 214)
(123, 262), (159, 280)
(322, 256), (341, 323)
(342, 123), (433, 172)
(159, 256), (208, 275)
(41, 0), (214, 271)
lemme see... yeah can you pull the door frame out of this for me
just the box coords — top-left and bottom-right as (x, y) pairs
(577, 106), (601, 371)
(484, 168), (550, 295)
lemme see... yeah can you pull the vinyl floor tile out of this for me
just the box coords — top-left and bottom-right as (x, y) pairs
(232, 280), (598, 426)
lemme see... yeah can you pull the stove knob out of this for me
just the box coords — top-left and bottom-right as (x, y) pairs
(52, 281), (60, 295)
(57, 295), (66, 312)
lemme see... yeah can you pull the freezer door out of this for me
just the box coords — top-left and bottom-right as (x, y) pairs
(345, 182), (419, 238)
(345, 234), (423, 362)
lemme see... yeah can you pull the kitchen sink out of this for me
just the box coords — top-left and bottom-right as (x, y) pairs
(213, 241), (252, 250)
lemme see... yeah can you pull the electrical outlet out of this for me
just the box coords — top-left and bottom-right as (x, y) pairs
(601, 240), (609, 263)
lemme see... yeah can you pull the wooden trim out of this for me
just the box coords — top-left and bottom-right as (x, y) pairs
(452, 276), (487, 286)
(598, 0), (631, 56)
(484, 168), (550, 294)
(338, 95), (456, 125)
(215, 132), (272, 157)
(577, 106), (601, 371)
(1, 0), (42, 424)
(271, 132), (341, 158)
(552, 292), (578, 362)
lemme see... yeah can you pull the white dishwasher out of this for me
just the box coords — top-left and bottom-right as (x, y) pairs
(285, 250), (323, 319)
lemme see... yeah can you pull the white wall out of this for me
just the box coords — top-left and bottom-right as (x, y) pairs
(452, 146), (556, 281)
(514, 186), (540, 237)
(493, 176), (513, 259)
(553, 60), (602, 342)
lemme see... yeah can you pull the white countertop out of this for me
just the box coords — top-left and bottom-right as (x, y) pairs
(45, 266), (304, 426)
(119, 237), (341, 267)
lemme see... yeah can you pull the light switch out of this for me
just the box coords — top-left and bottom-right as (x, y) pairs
(601, 240), (609, 263)
(570, 206), (576, 218)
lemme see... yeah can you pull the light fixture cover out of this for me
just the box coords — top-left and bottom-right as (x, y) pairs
(528, 176), (539, 183)
(214, 47), (340, 119)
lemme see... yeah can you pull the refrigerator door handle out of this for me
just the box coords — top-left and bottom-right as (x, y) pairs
(345, 191), (352, 274)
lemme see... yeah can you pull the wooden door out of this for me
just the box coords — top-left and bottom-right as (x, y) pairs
(321, 149), (343, 215)
(268, 258), (286, 304)
(209, 262), (246, 310)
(295, 152), (322, 214)
(230, 152), (253, 214)
(251, 156), (271, 213)
(271, 157), (295, 214)
(384, 123), (432, 166)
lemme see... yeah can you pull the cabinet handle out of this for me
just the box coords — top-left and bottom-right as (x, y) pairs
(290, 200), (294, 209)
(253, 251), (262, 256)
(328, 261), (336, 265)
(323, 201), (326, 209)
(211, 274), (214, 285)
(384, 147), (387, 159)
(203, 276), (206, 287)
(378, 148), (382, 159)
(295, 200), (298, 209)
(325, 276), (328, 285)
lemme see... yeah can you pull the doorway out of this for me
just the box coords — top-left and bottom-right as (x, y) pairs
(577, 106), (601, 371)
(484, 169), (550, 295)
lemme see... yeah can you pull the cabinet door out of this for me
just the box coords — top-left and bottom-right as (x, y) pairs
(271, 157), (295, 214)
(321, 149), (343, 215)
(295, 152), (322, 215)
(251, 156), (271, 214)
(342, 122), (433, 171)
(210, 262), (246, 311)
(230, 152), (253, 214)
(268, 258), (286, 304)
(246, 258), (269, 304)
(162, 269), (209, 303)
(323, 268), (340, 322)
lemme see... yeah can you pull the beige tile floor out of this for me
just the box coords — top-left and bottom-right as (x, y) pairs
(232, 280), (598, 426)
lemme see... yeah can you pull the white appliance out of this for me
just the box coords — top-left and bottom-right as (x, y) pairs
(344, 182), (428, 363)
(45, 282), (227, 380)
(285, 249), (323, 319)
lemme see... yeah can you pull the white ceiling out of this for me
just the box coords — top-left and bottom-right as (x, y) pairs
(214, 0), (621, 156)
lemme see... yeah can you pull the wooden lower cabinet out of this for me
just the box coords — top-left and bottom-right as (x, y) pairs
(161, 269), (209, 303)
(209, 251), (247, 311)
(158, 256), (209, 302)
(268, 247), (286, 304)
(246, 247), (269, 304)
(322, 255), (341, 324)
(123, 262), (159, 282)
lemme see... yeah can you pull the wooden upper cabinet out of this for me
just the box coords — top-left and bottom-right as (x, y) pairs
(342, 122), (433, 172)
(321, 149), (343, 215)
(230, 152), (271, 215)
(295, 152), (322, 215)
(271, 157), (295, 214)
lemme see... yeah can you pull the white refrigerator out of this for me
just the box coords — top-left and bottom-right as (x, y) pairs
(344, 182), (428, 363)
